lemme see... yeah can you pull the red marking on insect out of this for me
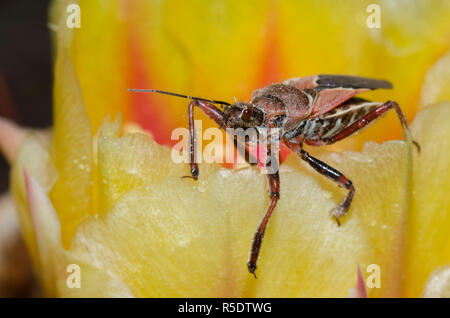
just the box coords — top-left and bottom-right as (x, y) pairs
(129, 74), (420, 277)
(123, 2), (173, 146)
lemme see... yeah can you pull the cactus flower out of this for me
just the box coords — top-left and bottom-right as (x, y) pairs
(1, 0), (449, 297)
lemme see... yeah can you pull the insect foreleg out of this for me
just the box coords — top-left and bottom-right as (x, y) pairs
(248, 145), (280, 277)
(187, 100), (225, 179)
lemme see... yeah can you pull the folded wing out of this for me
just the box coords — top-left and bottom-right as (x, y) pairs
(284, 74), (393, 117)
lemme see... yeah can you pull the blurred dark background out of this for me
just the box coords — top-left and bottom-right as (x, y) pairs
(0, 0), (53, 194)
(0, 0), (52, 297)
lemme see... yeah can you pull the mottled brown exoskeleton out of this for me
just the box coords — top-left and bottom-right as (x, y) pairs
(129, 74), (419, 278)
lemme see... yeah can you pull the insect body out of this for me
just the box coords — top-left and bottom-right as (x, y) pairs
(129, 74), (418, 277)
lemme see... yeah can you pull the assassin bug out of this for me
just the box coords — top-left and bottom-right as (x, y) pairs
(129, 74), (419, 278)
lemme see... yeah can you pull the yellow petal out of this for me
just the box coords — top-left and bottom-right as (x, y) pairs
(71, 180), (229, 297)
(50, 32), (94, 247)
(96, 116), (219, 214)
(18, 0), (449, 297)
(402, 102), (450, 297)
(68, 105), (449, 297)
(49, 0), (130, 133)
(51, 0), (450, 149)
(420, 51), (450, 107)
(252, 140), (412, 297)
(8, 128), (133, 297)
(70, 120), (413, 297)
(422, 265), (450, 298)
(11, 132), (57, 272)
(24, 170), (133, 297)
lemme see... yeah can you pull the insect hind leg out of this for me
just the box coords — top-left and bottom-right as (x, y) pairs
(325, 100), (420, 151)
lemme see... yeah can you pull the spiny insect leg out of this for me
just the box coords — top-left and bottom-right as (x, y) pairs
(300, 149), (354, 225)
(248, 146), (280, 277)
(186, 100), (225, 179)
(300, 149), (354, 226)
(286, 141), (354, 226)
(328, 100), (420, 151)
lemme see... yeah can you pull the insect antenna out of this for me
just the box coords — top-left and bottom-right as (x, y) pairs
(127, 89), (231, 107)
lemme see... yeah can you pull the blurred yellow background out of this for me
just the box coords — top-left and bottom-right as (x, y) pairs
(52, 0), (450, 151)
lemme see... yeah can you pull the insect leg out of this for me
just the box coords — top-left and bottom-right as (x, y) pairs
(187, 100), (225, 179)
(285, 141), (354, 226)
(327, 100), (420, 151)
(300, 149), (354, 225)
(248, 146), (280, 277)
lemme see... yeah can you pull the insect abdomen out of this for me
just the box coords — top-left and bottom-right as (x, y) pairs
(311, 98), (382, 145)
(285, 98), (382, 145)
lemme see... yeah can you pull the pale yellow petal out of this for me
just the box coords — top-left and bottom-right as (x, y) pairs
(96, 116), (219, 214)
(24, 170), (133, 297)
(420, 51), (450, 107)
(71, 132), (412, 297)
(402, 102), (450, 297)
(422, 265), (450, 298)
(50, 42), (94, 248)
(11, 132), (57, 272)
(71, 179), (229, 297)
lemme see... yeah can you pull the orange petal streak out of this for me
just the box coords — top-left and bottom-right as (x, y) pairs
(122, 2), (174, 146)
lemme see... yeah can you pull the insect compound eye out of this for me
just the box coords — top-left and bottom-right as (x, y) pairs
(241, 107), (253, 122)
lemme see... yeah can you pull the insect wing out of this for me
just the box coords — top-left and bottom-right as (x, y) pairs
(284, 75), (392, 117)
(314, 74), (393, 90)
(283, 76), (318, 89)
(311, 87), (369, 117)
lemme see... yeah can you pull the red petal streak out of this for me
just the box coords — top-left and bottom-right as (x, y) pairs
(123, 2), (173, 146)
(256, 1), (283, 88)
(355, 264), (368, 298)
(252, 3), (292, 165)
